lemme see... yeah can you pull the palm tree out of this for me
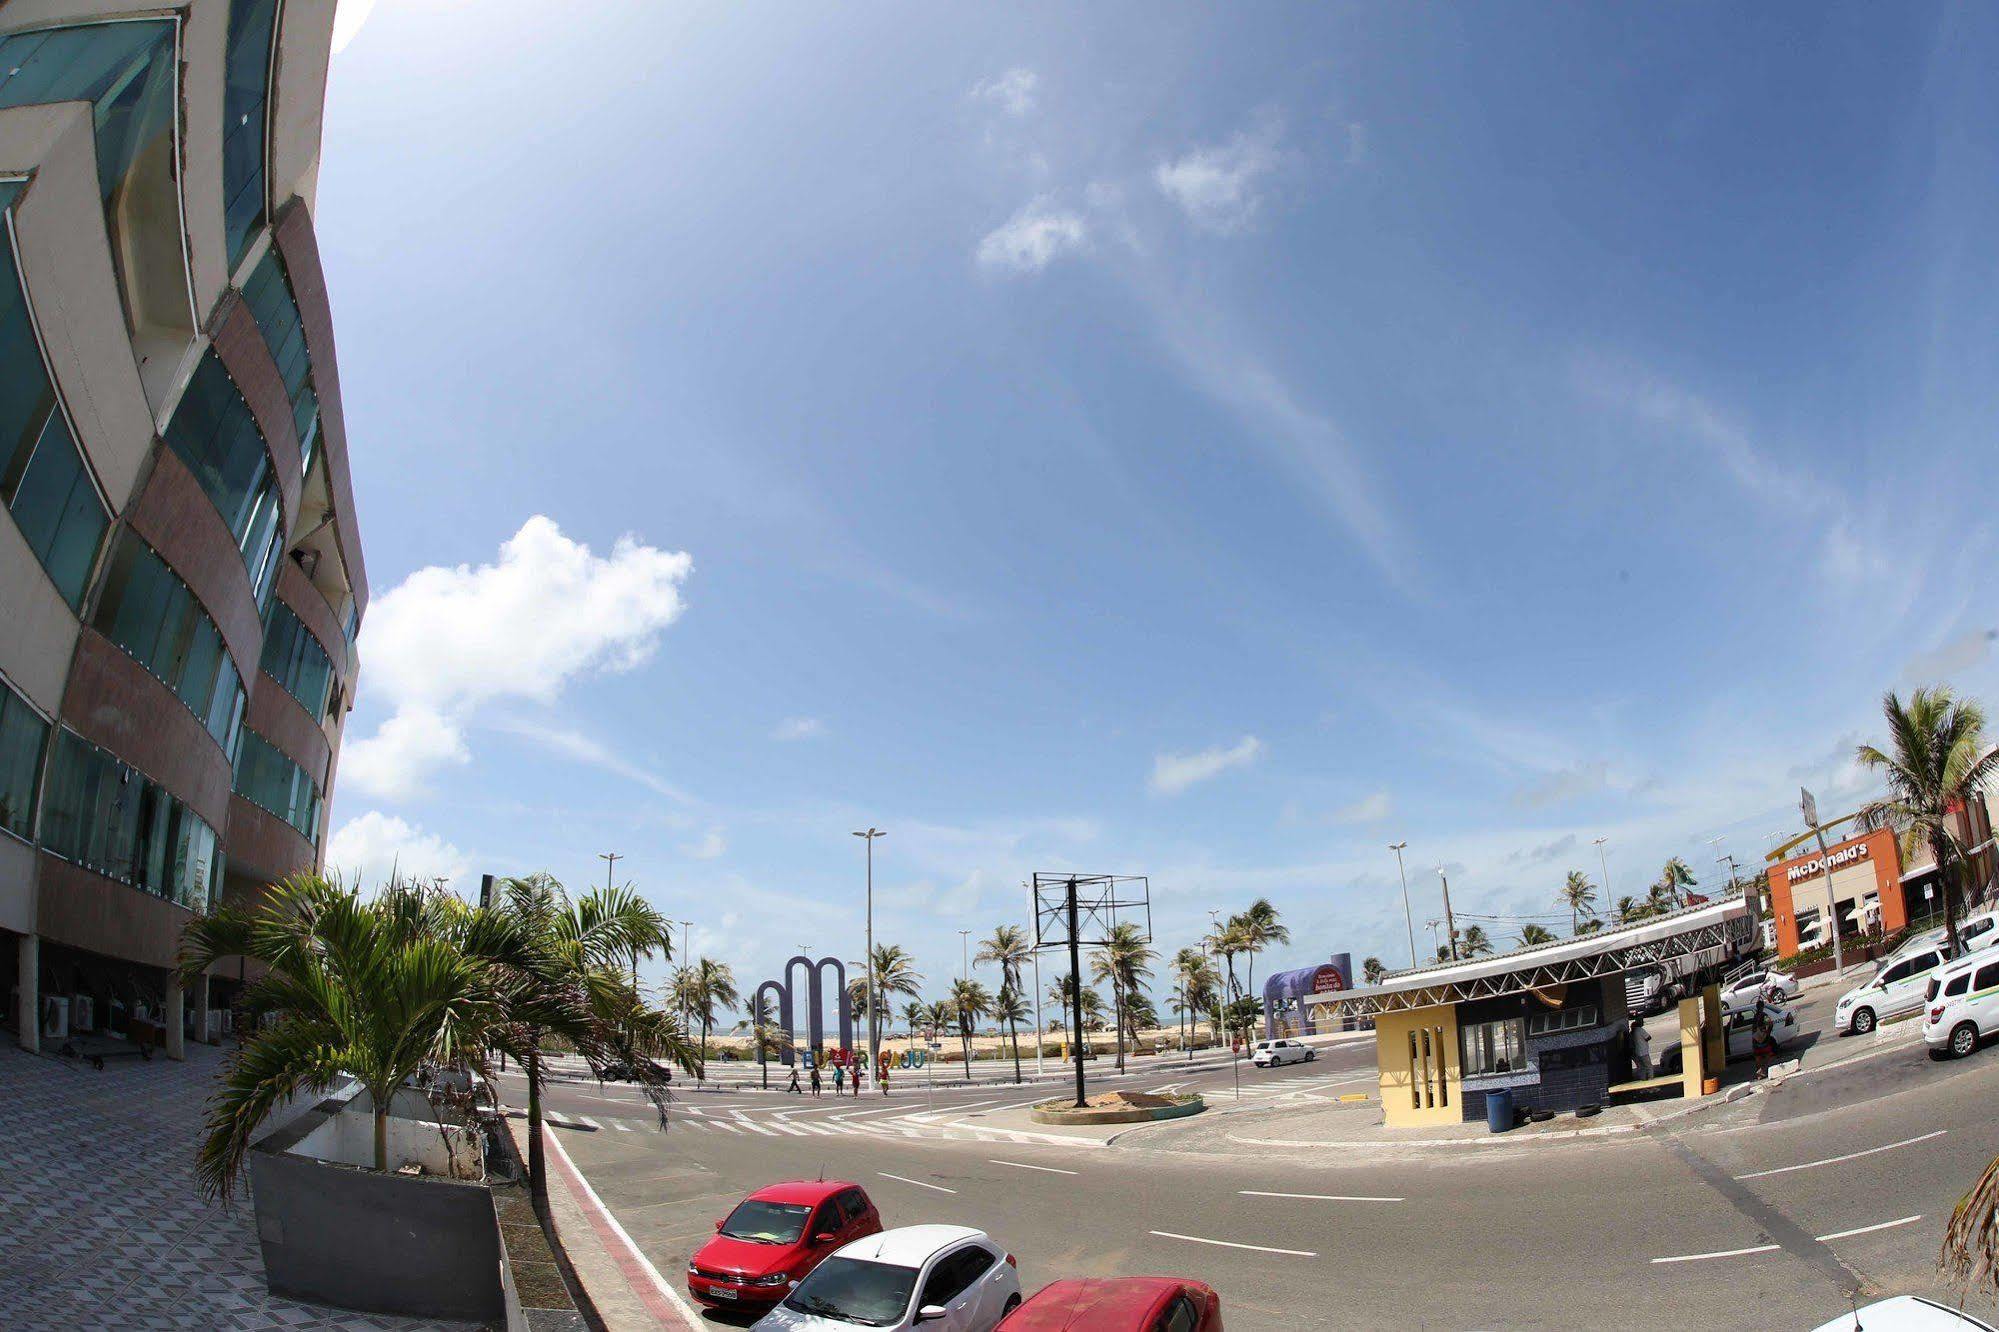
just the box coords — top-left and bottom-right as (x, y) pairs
(902, 999), (928, 1048)
(1361, 956), (1387, 985)
(989, 985), (1029, 1082)
(1615, 895), (1651, 924)
(1206, 919), (1252, 1040)
(1090, 922), (1156, 1072)
(866, 944), (923, 1055)
(975, 927), (1031, 1080)
(1518, 924), (1556, 947)
(1230, 898), (1291, 1004)
(746, 989), (784, 1088)
(1653, 858), (1697, 912)
(1075, 986), (1106, 1048)
(1859, 687), (1999, 958)
(948, 979), (990, 1067)
(1170, 947), (1214, 1051)
(687, 958), (738, 1080)
(923, 998), (954, 1051)
(1461, 924), (1494, 957)
(1559, 870), (1598, 935)
(177, 873), (689, 1204)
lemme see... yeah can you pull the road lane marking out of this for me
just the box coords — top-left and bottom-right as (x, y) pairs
(574, 1115), (601, 1129)
(1651, 1243), (1781, 1264)
(989, 1160), (1078, 1176)
(1239, 1190), (1401, 1203)
(712, 1122), (743, 1134)
(879, 1173), (957, 1194)
(611, 1121), (632, 1132)
(1817, 1215), (1922, 1243)
(1149, 1231), (1316, 1258)
(1735, 1131), (1947, 1180)
(541, 1126), (703, 1329)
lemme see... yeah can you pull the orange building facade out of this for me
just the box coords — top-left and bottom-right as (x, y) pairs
(1767, 827), (1905, 959)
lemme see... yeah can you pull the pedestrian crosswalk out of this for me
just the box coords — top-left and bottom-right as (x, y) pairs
(506, 1103), (1104, 1147)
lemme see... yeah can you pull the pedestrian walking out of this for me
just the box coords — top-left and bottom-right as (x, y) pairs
(786, 1066), (801, 1094)
(832, 1062), (846, 1095)
(880, 1064), (890, 1096)
(809, 1065), (822, 1097)
(851, 1063), (865, 1096)
(1752, 1004), (1778, 1080)
(1629, 1017), (1652, 1079)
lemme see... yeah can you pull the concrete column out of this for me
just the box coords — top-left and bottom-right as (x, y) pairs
(16, 932), (36, 1054)
(192, 973), (211, 1045)
(164, 980), (185, 1061)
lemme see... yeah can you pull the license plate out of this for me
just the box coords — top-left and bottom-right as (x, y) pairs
(710, 1288), (737, 1300)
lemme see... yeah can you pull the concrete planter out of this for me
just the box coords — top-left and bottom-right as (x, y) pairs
(1030, 1094), (1205, 1126)
(248, 1089), (503, 1323)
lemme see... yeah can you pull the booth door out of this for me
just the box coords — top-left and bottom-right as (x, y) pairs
(1375, 1005), (1461, 1128)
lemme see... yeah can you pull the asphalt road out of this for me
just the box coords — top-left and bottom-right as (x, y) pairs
(497, 1020), (1999, 1331)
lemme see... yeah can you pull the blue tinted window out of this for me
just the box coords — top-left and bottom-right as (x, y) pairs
(41, 726), (222, 910)
(233, 728), (319, 843)
(0, 22), (177, 205)
(92, 530), (246, 757)
(0, 680), (49, 840)
(163, 353), (283, 606)
(223, 0), (280, 267)
(259, 600), (334, 720)
(0, 206), (108, 610)
(240, 248), (319, 475)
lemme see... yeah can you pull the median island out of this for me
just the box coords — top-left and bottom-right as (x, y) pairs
(1030, 1090), (1205, 1126)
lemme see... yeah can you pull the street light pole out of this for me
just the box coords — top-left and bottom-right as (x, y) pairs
(852, 829), (885, 1083)
(1389, 841), (1416, 970)
(959, 930), (971, 981)
(1593, 838), (1612, 903)
(599, 852), (629, 983)
(1206, 909), (1224, 1051)
(1026, 880), (1044, 1077)
(1436, 868), (1458, 961)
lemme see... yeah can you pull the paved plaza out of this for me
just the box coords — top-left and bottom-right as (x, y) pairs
(0, 1042), (477, 1332)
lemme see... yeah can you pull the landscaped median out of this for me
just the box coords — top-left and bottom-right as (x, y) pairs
(1030, 1089), (1205, 1126)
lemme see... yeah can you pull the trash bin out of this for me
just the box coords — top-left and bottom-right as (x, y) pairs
(1485, 1087), (1514, 1134)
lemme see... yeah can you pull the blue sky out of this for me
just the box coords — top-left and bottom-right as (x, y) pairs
(316, 2), (1999, 1007)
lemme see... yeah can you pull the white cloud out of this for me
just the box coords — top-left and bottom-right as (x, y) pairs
(331, 0), (379, 55)
(324, 811), (470, 890)
(493, 718), (695, 804)
(976, 197), (1088, 275)
(681, 828), (727, 860)
(1334, 790), (1394, 825)
(772, 717), (826, 742)
(1149, 735), (1263, 796)
(1904, 629), (1997, 682)
(341, 705), (469, 802)
(1154, 115), (1284, 235)
(346, 516), (692, 799)
(971, 68), (1039, 118)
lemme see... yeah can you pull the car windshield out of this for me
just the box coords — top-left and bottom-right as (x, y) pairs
(781, 1256), (917, 1326)
(720, 1200), (813, 1244)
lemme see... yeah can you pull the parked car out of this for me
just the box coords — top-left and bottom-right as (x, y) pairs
(1719, 966), (1798, 1009)
(599, 1057), (671, 1083)
(1923, 951), (1999, 1059)
(1958, 910), (1999, 955)
(1836, 944), (1951, 1035)
(1811, 1295), (1998, 1330)
(753, 1225), (1020, 1331)
(1000, 1276), (1222, 1331)
(688, 1181), (881, 1311)
(1249, 1039), (1314, 1068)
(1657, 1002), (1797, 1074)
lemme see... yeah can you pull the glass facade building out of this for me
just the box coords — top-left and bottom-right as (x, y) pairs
(40, 727), (224, 913)
(260, 601), (334, 720)
(92, 531), (247, 757)
(233, 728), (320, 843)
(0, 679), (48, 841)
(162, 352), (285, 606)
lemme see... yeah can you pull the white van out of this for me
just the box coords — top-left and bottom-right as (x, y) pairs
(1922, 952), (1999, 1059)
(1834, 943), (1950, 1035)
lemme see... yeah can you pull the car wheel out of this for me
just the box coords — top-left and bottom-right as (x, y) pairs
(1003, 1294), (1022, 1317)
(1850, 1007), (1876, 1036)
(1952, 1022), (1979, 1058)
(1306, 1050), (1316, 1062)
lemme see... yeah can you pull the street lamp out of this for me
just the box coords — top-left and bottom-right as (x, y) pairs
(1388, 842), (1416, 970)
(599, 852), (629, 982)
(958, 930), (971, 981)
(1593, 837), (1612, 903)
(853, 828), (885, 1081)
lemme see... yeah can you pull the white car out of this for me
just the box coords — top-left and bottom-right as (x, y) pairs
(1835, 943), (1950, 1036)
(1957, 910), (1999, 955)
(1811, 1295), (1998, 1331)
(1922, 951), (1999, 1059)
(752, 1225), (1020, 1331)
(1250, 1038), (1315, 1068)
(1719, 967), (1798, 1009)
(1657, 1002), (1797, 1074)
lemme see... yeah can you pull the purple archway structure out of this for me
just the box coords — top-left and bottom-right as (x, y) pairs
(755, 955), (854, 1066)
(1262, 955), (1352, 1038)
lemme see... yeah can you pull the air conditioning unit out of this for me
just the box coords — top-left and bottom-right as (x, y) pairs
(39, 994), (68, 1040)
(70, 995), (94, 1032)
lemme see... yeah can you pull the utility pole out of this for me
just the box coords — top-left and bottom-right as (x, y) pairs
(1066, 879), (1086, 1109)
(1389, 841), (1416, 970)
(1437, 868), (1459, 961)
(853, 828), (885, 1085)
(599, 852), (630, 983)
(1593, 837), (1612, 904)
(1802, 788), (1845, 976)
(1025, 880), (1044, 1077)
(1207, 908), (1225, 1051)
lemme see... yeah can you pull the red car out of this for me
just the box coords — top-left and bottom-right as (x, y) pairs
(1000, 1277), (1224, 1331)
(685, 1180), (882, 1310)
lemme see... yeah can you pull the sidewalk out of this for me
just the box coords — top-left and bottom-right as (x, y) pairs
(507, 1119), (703, 1331)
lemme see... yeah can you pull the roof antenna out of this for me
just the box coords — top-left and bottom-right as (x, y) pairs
(817, 1163), (825, 1182)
